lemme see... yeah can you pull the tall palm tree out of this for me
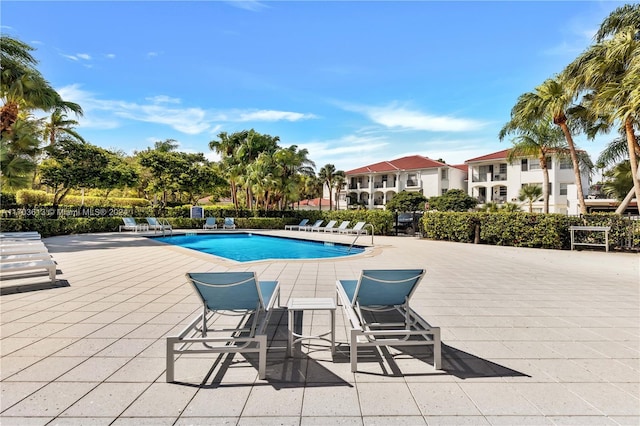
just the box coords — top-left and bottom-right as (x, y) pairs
(500, 121), (567, 213)
(1, 36), (82, 136)
(333, 174), (346, 210)
(505, 77), (589, 214)
(562, 5), (640, 213)
(519, 184), (543, 213)
(43, 107), (86, 145)
(318, 164), (345, 211)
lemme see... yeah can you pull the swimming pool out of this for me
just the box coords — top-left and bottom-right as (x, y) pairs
(152, 233), (365, 262)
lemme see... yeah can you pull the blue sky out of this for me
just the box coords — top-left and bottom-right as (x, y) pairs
(2, 0), (629, 172)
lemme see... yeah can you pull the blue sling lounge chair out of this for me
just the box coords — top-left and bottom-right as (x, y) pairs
(336, 269), (441, 372)
(166, 272), (280, 381)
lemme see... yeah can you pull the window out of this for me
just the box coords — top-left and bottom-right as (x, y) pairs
(560, 159), (572, 169)
(441, 168), (448, 180)
(499, 163), (507, 174)
(548, 182), (552, 196)
(441, 188), (448, 195)
(521, 159), (528, 172)
(560, 183), (568, 195)
(382, 174), (387, 182)
(529, 159), (541, 170)
(499, 186), (507, 197)
(546, 158), (552, 169)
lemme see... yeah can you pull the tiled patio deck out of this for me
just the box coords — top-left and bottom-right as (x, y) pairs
(1, 230), (638, 425)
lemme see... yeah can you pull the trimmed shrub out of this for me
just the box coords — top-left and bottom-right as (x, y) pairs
(15, 190), (48, 205)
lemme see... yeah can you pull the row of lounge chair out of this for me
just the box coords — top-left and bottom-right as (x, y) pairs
(0, 232), (57, 283)
(119, 217), (173, 234)
(285, 219), (367, 234)
(166, 268), (441, 382)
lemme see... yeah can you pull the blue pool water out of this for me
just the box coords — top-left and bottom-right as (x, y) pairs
(152, 233), (364, 262)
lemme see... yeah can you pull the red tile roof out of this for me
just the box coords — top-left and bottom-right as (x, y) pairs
(465, 149), (510, 163)
(450, 164), (468, 173)
(345, 155), (446, 175)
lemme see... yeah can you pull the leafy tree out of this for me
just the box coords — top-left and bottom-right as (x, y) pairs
(602, 161), (633, 200)
(39, 139), (127, 204)
(428, 189), (477, 212)
(0, 117), (40, 189)
(385, 191), (427, 212)
(42, 108), (85, 146)
(519, 184), (543, 213)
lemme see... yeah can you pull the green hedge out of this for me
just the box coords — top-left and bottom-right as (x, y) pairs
(422, 212), (639, 250)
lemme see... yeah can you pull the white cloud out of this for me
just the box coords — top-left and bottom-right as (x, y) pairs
(224, 0), (268, 12)
(236, 110), (317, 122)
(55, 84), (317, 135)
(343, 102), (487, 132)
(77, 53), (91, 60)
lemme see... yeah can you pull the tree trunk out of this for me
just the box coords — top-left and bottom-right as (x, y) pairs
(615, 186), (636, 215)
(623, 118), (640, 211)
(559, 123), (587, 215)
(540, 154), (549, 213)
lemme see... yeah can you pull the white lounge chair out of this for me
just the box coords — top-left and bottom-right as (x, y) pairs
(0, 259), (57, 283)
(223, 217), (236, 229)
(119, 217), (148, 232)
(146, 217), (172, 234)
(166, 272), (280, 382)
(203, 217), (218, 229)
(285, 219), (309, 231)
(327, 221), (350, 233)
(336, 269), (441, 372)
(0, 242), (48, 255)
(314, 220), (337, 232)
(302, 219), (323, 232)
(339, 221), (367, 235)
(0, 232), (41, 240)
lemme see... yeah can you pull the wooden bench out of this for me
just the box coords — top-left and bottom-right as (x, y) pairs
(569, 226), (611, 252)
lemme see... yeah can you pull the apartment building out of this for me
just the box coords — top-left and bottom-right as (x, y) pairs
(465, 149), (590, 214)
(341, 155), (467, 209)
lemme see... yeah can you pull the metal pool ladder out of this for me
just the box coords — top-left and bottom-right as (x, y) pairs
(348, 223), (374, 253)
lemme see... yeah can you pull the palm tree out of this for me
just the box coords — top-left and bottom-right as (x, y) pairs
(519, 184), (543, 213)
(43, 107), (86, 145)
(505, 77), (588, 214)
(333, 174), (346, 210)
(0, 116), (40, 189)
(1, 36), (82, 136)
(562, 5), (640, 213)
(602, 161), (633, 200)
(318, 164), (345, 211)
(500, 121), (567, 213)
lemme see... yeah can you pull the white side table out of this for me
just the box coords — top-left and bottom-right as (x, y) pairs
(287, 297), (336, 357)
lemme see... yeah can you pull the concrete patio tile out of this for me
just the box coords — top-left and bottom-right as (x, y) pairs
(1, 381), (98, 417)
(241, 385), (304, 417)
(56, 356), (131, 382)
(422, 416), (490, 425)
(406, 382), (481, 416)
(8, 337), (79, 358)
(361, 416), (425, 425)
(564, 383), (640, 416)
(59, 382), (149, 417)
(0, 381), (47, 412)
(3, 356), (86, 382)
(0, 417), (52, 425)
(0, 355), (42, 380)
(85, 323), (139, 339)
(302, 385), (362, 416)
(46, 417), (114, 425)
(237, 417), (300, 425)
(458, 382), (542, 416)
(547, 415), (619, 425)
(357, 382), (421, 416)
(94, 338), (156, 357)
(52, 338), (117, 357)
(174, 418), (238, 425)
(0, 337), (46, 357)
(181, 386), (252, 417)
(105, 356), (166, 383)
(301, 416), (363, 425)
(609, 416), (640, 425)
(110, 417), (176, 425)
(119, 382), (197, 417)
(484, 415), (554, 425)
(507, 383), (603, 416)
